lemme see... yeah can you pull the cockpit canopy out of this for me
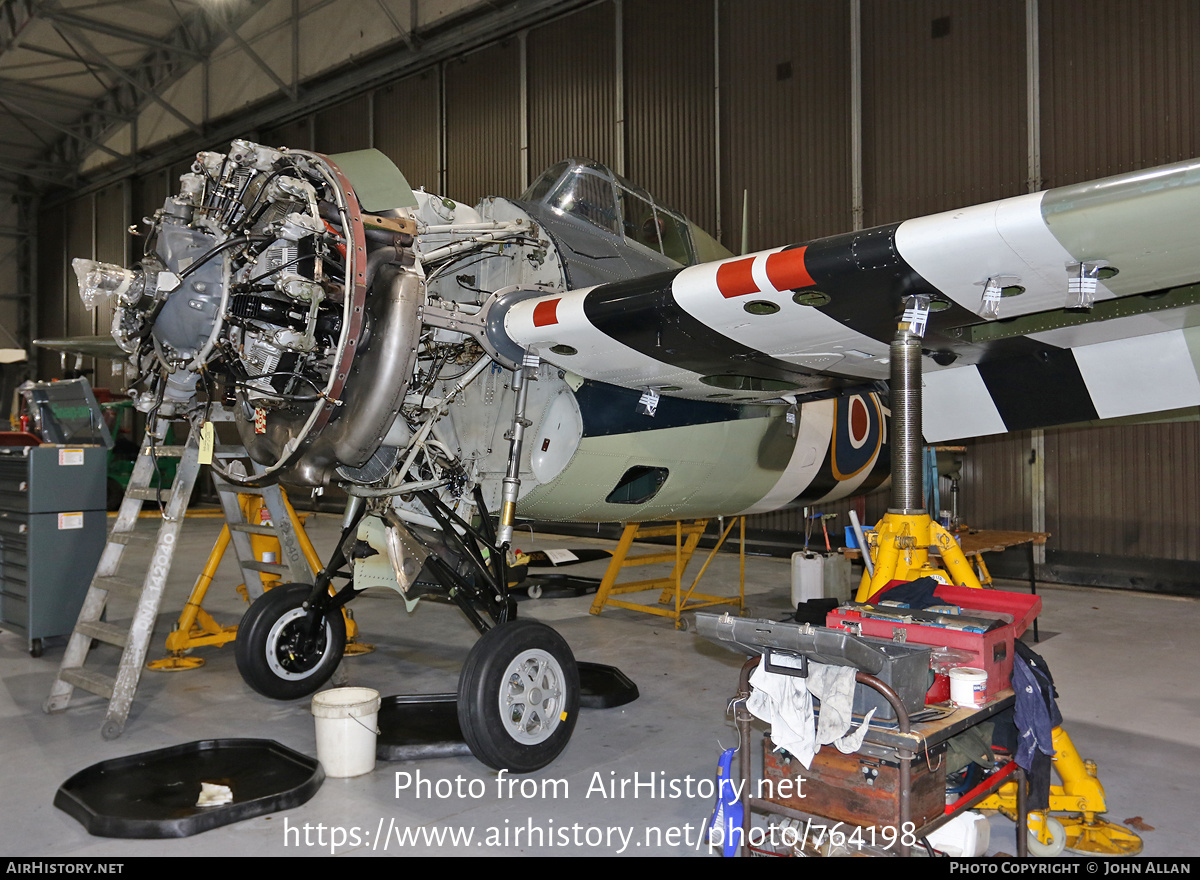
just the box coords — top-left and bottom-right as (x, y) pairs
(520, 159), (731, 266)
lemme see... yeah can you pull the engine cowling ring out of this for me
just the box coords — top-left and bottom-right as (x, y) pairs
(230, 150), (420, 488)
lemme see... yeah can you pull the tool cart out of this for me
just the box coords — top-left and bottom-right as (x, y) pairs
(697, 607), (1034, 857)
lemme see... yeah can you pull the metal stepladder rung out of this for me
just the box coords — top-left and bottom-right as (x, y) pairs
(207, 450), (314, 599)
(89, 575), (146, 601)
(74, 620), (131, 648)
(229, 522), (278, 536)
(242, 560), (290, 576)
(124, 486), (175, 502)
(108, 530), (156, 548)
(43, 418), (203, 740)
(58, 668), (116, 701)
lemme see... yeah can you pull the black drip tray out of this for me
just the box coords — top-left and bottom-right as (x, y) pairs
(55, 738), (323, 839)
(579, 662), (639, 709)
(377, 694), (472, 761)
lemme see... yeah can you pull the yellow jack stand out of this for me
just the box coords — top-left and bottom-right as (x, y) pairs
(148, 521), (241, 671)
(589, 518), (746, 630)
(854, 511), (982, 601)
(977, 726), (1143, 856)
(149, 492), (372, 670)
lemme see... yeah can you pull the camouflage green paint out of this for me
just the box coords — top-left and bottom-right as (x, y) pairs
(517, 412), (792, 522)
(328, 149), (418, 212)
(1041, 158), (1200, 295)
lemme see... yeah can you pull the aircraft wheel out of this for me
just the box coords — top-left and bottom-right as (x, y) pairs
(1027, 815), (1067, 858)
(235, 583), (345, 700)
(457, 619), (579, 772)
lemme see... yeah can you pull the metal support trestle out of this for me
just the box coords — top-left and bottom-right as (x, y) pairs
(589, 518), (746, 630)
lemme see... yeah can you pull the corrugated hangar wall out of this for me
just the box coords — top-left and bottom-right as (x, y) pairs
(35, 0), (1200, 592)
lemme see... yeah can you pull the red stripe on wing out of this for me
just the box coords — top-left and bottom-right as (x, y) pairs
(533, 298), (561, 327)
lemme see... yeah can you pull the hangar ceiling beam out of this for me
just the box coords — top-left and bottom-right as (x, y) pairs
(8, 0), (596, 201)
(206, 7), (296, 101)
(37, 8), (207, 59)
(59, 0), (594, 201)
(0, 0), (274, 192)
(373, 0), (419, 51)
(42, 7), (202, 135)
(0, 76), (129, 118)
(0, 0), (37, 54)
(0, 96), (127, 160)
(0, 156), (72, 184)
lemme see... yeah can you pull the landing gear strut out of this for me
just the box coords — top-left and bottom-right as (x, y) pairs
(418, 487), (580, 770)
(855, 297), (981, 599)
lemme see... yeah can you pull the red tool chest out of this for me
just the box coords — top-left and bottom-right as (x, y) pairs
(825, 585), (1041, 702)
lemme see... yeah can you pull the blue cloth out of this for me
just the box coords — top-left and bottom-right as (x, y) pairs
(1012, 641), (1061, 810)
(875, 575), (942, 608)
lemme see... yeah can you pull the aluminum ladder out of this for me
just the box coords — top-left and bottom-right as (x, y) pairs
(209, 465), (315, 601)
(42, 416), (314, 739)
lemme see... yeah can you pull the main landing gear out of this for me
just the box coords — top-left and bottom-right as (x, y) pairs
(233, 488), (580, 772)
(235, 583), (347, 700)
(457, 619), (579, 773)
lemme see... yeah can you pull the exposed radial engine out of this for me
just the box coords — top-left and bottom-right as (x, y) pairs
(73, 140), (566, 533)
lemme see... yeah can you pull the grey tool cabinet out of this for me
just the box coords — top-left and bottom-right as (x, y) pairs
(0, 445), (107, 657)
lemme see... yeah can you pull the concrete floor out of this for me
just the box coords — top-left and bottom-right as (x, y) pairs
(1, 511), (1196, 858)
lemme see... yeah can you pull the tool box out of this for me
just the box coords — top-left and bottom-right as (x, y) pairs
(762, 734), (947, 829)
(694, 613), (933, 721)
(825, 585), (1041, 702)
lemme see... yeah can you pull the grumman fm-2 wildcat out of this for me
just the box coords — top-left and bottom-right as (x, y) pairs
(68, 140), (1200, 770)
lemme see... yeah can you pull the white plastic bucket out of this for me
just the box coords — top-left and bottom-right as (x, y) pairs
(948, 666), (988, 709)
(311, 687), (381, 777)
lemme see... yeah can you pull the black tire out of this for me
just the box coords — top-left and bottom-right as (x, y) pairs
(457, 619), (579, 773)
(235, 583), (346, 700)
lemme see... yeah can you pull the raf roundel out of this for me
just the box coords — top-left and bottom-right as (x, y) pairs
(832, 394), (882, 480)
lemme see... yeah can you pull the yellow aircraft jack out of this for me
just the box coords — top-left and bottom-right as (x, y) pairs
(853, 310), (1139, 856)
(854, 513), (1141, 856)
(854, 510), (983, 601)
(975, 726), (1143, 856)
(149, 493), (372, 671)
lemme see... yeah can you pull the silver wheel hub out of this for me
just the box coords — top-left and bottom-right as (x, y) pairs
(498, 648), (564, 745)
(266, 607), (329, 681)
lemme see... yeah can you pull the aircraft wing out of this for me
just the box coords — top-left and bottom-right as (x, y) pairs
(499, 158), (1200, 442)
(34, 335), (126, 360)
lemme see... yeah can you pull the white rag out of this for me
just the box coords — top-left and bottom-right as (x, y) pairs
(747, 656), (877, 769)
(196, 782), (233, 807)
